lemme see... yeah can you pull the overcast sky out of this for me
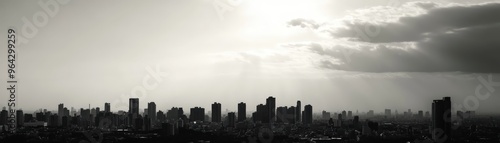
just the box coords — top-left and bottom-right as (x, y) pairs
(1, 0), (500, 114)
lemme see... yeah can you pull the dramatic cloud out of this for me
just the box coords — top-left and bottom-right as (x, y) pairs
(289, 2), (500, 73)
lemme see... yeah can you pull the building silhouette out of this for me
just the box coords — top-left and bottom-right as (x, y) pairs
(16, 110), (23, 127)
(287, 106), (296, 124)
(385, 109), (391, 118)
(0, 109), (8, 126)
(104, 103), (110, 113)
(276, 106), (287, 123)
(266, 96), (276, 124)
(189, 107), (205, 122)
(238, 102), (246, 122)
(303, 104), (312, 124)
(296, 100), (301, 123)
(211, 102), (221, 123)
(227, 112), (236, 127)
(148, 102), (157, 126)
(129, 98), (139, 127)
(58, 103), (64, 126)
(322, 110), (331, 120)
(432, 97), (451, 143)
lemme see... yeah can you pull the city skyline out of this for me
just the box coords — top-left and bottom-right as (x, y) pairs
(1, 0), (500, 114)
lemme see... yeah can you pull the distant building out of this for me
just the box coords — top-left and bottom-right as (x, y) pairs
(58, 103), (64, 126)
(385, 109), (391, 118)
(367, 110), (374, 117)
(0, 109), (7, 125)
(211, 102), (221, 123)
(296, 100), (301, 123)
(303, 104), (312, 124)
(167, 107), (181, 121)
(322, 110), (331, 120)
(255, 104), (266, 123)
(287, 106), (296, 124)
(266, 96), (276, 123)
(418, 110), (424, 118)
(237, 102), (246, 122)
(341, 110), (347, 120)
(432, 97), (451, 143)
(189, 107), (205, 122)
(16, 110), (24, 127)
(129, 98), (139, 126)
(157, 110), (165, 123)
(276, 106), (288, 123)
(227, 112), (236, 127)
(104, 103), (110, 113)
(148, 102), (157, 126)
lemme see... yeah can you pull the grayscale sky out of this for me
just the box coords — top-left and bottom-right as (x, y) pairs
(1, 0), (500, 114)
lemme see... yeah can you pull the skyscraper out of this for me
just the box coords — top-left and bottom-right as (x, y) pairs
(296, 100), (301, 123)
(276, 106), (288, 123)
(211, 102), (221, 123)
(385, 109), (391, 118)
(255, 104), (266, 123)
(266, 96), (275, 123)
(432, 97), (451, 143)
(303, 104), (312, 124)
(341, 110), (347, 120)
(129, 98), (139, 126)
(16, 110), (23, 127)
(347, 111), (352, 119)
(58, 103), (64, 126)
(189, 107), (205, 122)
(148, 102), (157, 126)
(238, 102), (246, 122)
(322, 110), (331, 120)
(287, 106), (296, 124)
(104, 103), (110, 113)
(227, 112), (236, 127)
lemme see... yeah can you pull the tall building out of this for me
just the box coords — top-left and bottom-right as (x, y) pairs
(322, 110), (331, 120)
(167, 107), (180, 121)
(296, 100), (301, 123)
(227, 112), (236, 127)
(276, 106), (288, 123)
(157, 110), (165, 123)
(303, 104), (312, 124)
(385, 109), (391, 118)
(238, 102), (246, 122)
(58, 103), (64, 126)
(418, 110), (424, 118)
(432, 97), (451, 143)
(287, 106), (296, 124)
(104, 103), (110, 113)
(255, 104), (266, 123)
(148, 102), (157, 126)
(337, 113), (343, 127)
(211, 102), (221, 123)
(341, 110), (347, 120)
(129, 98), (139, 126)
(189, 107), (205, 122)
(347, 111), (352, 119)
(16, 110), (24, 127)
(266, 96), (276, 123)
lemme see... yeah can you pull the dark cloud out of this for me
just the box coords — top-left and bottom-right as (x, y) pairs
(293, 2), (500, 73)
(331, 2), (500, 43)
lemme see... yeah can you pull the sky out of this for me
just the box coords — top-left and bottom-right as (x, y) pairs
(1, 0), (500, 114)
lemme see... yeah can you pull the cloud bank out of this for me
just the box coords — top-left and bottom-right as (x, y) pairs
(289, 2), (500, 73)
